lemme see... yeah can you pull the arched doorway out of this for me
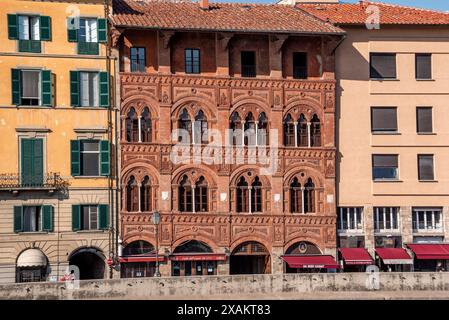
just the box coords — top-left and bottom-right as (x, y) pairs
(230, 241), (270, 275)
(171, 240), (221, 276)
(69, 247), (105, 280)
(16, 249), (48, 283)
(283, 241), (337, 274)
(120, 240), (157, 278)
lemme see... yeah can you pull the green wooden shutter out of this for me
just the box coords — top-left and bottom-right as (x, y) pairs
(21, 139), (33, 186)
(42, 205), (54, 232)
(67, 17), (78, 42)
(13, 206), (23, 233)
(12, 69), (21, 105)
(100, 140), (110, 176)
(70, 140), (81, 176)
(98, 72), (109, 107)
(72, 205), (81, 231)
(39, 16), (51, 41)
(97, 18), (107, 43)
(7, 14), (18, 40)
(41, 70), (53, 106)
(33, 139), (44, 185)
(98, 204), (109, 230)
(70, 71), (80, 107)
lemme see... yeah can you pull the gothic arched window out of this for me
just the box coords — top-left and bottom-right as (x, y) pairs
(141, 107), (152, 143)
(126, 175), (139, 212)
(304, 178), (315, 213)
(236, 176), (249, 213)
(310, 114), (321, 147)
(194, 176), (208, 212)
(140, 175), (152, 212)
(290, 177), (302, 213)
(125, 107), (139, 142)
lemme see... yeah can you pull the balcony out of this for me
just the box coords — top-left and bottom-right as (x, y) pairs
(0, 173), (69, 194)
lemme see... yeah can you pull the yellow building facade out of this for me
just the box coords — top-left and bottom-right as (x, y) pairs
(0, 0), (118, 283)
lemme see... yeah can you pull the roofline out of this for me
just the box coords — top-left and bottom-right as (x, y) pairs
(110, 24), (347, 36)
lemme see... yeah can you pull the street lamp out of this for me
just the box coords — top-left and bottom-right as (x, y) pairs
(152, 211), (161, 277)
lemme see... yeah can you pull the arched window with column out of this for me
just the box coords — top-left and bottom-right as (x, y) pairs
(236, 176), (249, 213)
(126, 107), (139, 142)
(283, 114), (295, 147)
(230, 112), (243, 145)
(251, 176), (262, 213)
(298, 114), (308, 147)
(178, 108), (192, 144)
(126, 176), (139, 212)
(290, 177), (302, 213)
(257, 112), (268, 146)
(141, 107), (152, 143)
(194, 110), (208, 145)
(140, 175), (152, 212)
(178, 175), (193, 212)
(304, 178), (315, 213)
(194, 176), (208, 212)
(244, 112), (256, 146)
(310, 114), (321, 147)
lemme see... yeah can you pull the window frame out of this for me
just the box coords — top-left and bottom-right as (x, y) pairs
(130, 47), (146, 73)
(374, 207), (400, 233)
(293, 52), (308, 79)
(20, 69), (41, 106)
(337, 207), (364, 232)
(81, 205), (98, 231)
(417, 154), (435, 181)
(416, 107), (433, 134)
(79, 71), (100, 107)
(241, 50), (256, 78)
(372, 154), (399, 181)
(415, 53), (432, 80)
(184, 48), (200, 74)
(18, 15), (40, 41)
(412, 207), (443, 232)
(22, 205), (43, 232)
(79, 139), (101, 177)
(369, 53), (397, 80)
(371, 107), (398, 133)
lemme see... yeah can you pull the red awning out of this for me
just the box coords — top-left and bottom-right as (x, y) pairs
(119, 255), (165, 263)
(170, 253), (227, 261)
(407, 244), (449, 260)
(375, 248), (413, 265)
(339, 248), (373, 265)
(282, 255), (340, 269)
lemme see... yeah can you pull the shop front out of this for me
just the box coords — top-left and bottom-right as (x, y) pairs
(171, 240), (225, 276)
(120, 240), (165, 278)
(407, 243), (449, 272)
(282, 241), (339, 273)
(375, 248), (413, 272)
(16, 249), (48, 283)
(230, 241), (270, 275)
(339, 248), (374, 272)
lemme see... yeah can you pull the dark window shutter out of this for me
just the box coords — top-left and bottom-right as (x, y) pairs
(100, 140), (110, 176)
(41, 70), (53, 106)
(67, 17), (78, 42)
(42, 205), (54, 232)
(70, 71), (80, 106)
(40, 16), (52, 41)
(416, 107), (433, 133)
(72, 205), (81, 231)
(370, 53), (396, 79)
(373, 155), (398, 167)
(416, 54), (432, 80)
(33, 139), (44, 185)
(13, 206), (23, 233)
(21, 138), (43, 186)
(11, 69), (21, 105)
(7, 14), (18, 40)
(98, 204), (109, 230)
(371, 107), (397, 132)
(70, 140), (81, 176)
(97, 18), (107, 43)
(99, 71), (109, 107)
(418, 155), (434, 181)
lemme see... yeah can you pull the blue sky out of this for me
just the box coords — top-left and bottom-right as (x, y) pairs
(215, 0), (449, 11)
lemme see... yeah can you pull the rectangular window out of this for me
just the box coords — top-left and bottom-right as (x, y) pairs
(79, 18), (97, 43)
(372, 154), (398, 180)
(241, 51), (256, 77)
(81, 205), (98, 230)
(337, 207), (363, 231)
(413, 208), (442, 232)
(370, 53), (396, 79)
(80, 72), (99, 107)
(21, 70), (40, 106)
(23, 206), (42, 232)
(371, 107), (397, 132)
(374, 207), (399, 232)
(18, 15), (40, 40)
(21, 138), (44, 187)
(130, 47), (146, 72)
(185, 49), (200, 74)
(418, 154), (434, 181)
(415, 53), (432, 80)
(416, 107), (433, 134)
(80, 140), (100, 176)
(293, 52), (307, 79)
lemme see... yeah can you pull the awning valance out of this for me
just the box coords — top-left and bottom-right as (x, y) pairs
(170, 253), (227, 261)
(119, 255), (166, 263)
(407, 244), (449, 260)
(282, 255), (339, 269)
(339, 248), (373, 265)
(375, 248), (413, 265)
(17, 249), (47, 267)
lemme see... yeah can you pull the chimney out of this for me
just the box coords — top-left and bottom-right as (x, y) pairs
(199, 0), (209, 10)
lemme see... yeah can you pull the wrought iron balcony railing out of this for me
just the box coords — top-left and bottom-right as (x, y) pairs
(0, 173), (69, 191)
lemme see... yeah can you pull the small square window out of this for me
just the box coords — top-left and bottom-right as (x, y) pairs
(415, 54), (432, 80)
(371, 107), (397, 132)
(372, 154), (399, 180)
(370, 53), (396, 79)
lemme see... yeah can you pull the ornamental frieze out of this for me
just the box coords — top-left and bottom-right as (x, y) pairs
(232, 225), (270, 237)
(174, 225), (215, 237)
(284, 216), (336, 225)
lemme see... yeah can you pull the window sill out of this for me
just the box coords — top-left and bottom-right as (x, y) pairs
(16, 105), (52, 109)
(417, 132), (436, 135)
(16, 231), (50, 235)
(75, 230), (106, 234)
(418, 180), (438, 183)
(373, 179), (402, 183)
(370, 78), (399, 81)
(372, 132), (401, 135)
(416, 79), (435, 82)
(72, 176), (108, 179)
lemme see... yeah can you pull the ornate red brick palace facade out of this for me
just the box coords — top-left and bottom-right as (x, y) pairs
(111, 0), (344, 277)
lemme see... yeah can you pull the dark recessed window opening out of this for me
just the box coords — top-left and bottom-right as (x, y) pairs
(415, 53), (432, 80)
(370, 53), (396, 79)
(130, 47), (146, 72)
(416, 107), (433, 134)
(80, 140), (100, 176)
(293, 52), (307, 79)
(372, 154), (398, 180)
(371, 107), (398, 132)
(241, 51), (256, 77)
(185, 49), (200, 74)
(418, 154), (434, 181)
